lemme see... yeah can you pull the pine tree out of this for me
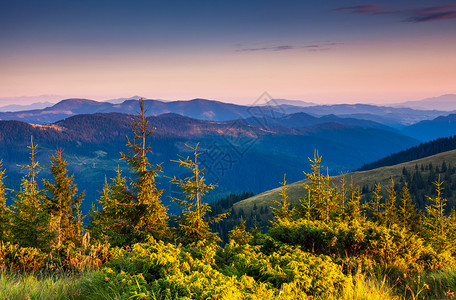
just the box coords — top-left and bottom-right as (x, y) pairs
(424, 176), (447, 236)
(384, 178), (398, 226)
(345, 179), (364, 222)
(423, 175), (453, 252)
(368, 183), (383, 224)
(171, 143), (225, 246)
(90, 169), (136, 246)
(119, 99), (169, 241)
(43, 149), (84, 248)
(272, 175), (293, 222)
(397, 182), (417, 231)
(228, 217), (252, 245)
(296, 151), (335, 221)
(0, 161), (11, 241)
(335, 175), (347, 221)
(10, 137), (52, 249)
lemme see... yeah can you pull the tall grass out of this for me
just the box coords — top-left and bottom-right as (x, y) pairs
(1, 268), (454, 299)
(406, 268), (456, 300)
(342, 273), (397, 300)
(0, 271), (82, 300)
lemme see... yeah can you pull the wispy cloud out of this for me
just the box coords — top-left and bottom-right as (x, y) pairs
(404, 5), (456, 22)
(333, 5), (386, 15)
(236, 45), (295, 52)
(334, 3), (456, 23)
(235, 42), (343, 53)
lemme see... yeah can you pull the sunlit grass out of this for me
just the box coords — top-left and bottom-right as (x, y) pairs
(1, 268), (455, 299)
(0, 271), (82, 300)
(406, 268), (456, 300)
(342, 274), (397, 300)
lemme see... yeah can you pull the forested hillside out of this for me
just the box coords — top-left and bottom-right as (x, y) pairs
(225, 148), (456, 238)
(359, 135), (456, 171)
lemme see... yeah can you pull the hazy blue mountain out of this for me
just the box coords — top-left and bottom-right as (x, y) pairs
(0, 101), (54, 112)
(104, 96), (144, 104)
(402, 114), (456, 142)
(245, 112), (396, 131)
(0, 98), (450, 129)
(0, 94), (62, 107)
(393, 94), (456, 111)
(281, 104), (448, 127)
(0, 98), (114, 124)
(264, 99), (316, 107)
(0, 98), (280, 124)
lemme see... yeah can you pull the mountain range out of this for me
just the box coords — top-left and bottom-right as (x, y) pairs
(0, 101), (54, 112)
(392, 94), (456, 111)
(0, 98), (452, 129)
(2, 96), (456, 214)
(0, 111), (419, 214)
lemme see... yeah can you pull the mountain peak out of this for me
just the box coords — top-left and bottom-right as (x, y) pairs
(52, 98), (101, 108)
(393, 94), (456, 111)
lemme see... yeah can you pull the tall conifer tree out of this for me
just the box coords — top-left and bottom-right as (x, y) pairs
(10, 137), (52, 249)
(273, 175), (293, 222)
(43, 149), (84, 248)
(90, 169), (136, 246)
(171, 143), (225, 246)
(92, 99), (169, 244)
(397, 182), (417, 231)
(0, 161), (10, 241)
(120, 99), (169, 241)
(368, 183), (383, 224)
(384, 178), (398, 226)
(345, 180), (364, 222)
(296, 151), (335, 221)
(423, 175), (453, 252)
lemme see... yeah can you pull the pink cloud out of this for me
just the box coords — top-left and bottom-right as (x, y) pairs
(333, 5), (385, 15)
(405, 5), (456, 22)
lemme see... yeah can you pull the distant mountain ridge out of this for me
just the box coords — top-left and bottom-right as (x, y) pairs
(285, 103), (450, 127)
(0, 98), (450, 129)
(402, 113), (456, 142)
(265, 99), (316, 107)
(393, 94), (456, 111)
(0, 98), (272, 124)
(0, 101), (54, 112)
(245, 112), (395, 131)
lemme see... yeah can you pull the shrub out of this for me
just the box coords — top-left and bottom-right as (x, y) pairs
(82, 237), (352, 299)
(216, 239), (352, 297)
(270, 219), (429, 270)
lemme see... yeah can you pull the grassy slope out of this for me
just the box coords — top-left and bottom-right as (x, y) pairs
(234, 149), (456, 212)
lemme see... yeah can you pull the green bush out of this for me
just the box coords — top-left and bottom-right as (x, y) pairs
(270, 219), (430, 270)
(81, 237), (352, 299)
(216, 239), (352, 297)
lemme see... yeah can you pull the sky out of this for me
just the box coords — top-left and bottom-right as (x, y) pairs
(1, 0), (456, 106)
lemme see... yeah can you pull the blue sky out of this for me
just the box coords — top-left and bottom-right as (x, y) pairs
(1, 0), (455, 105)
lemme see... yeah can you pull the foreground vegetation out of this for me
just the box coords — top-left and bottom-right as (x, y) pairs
(0, 99), (455, 299)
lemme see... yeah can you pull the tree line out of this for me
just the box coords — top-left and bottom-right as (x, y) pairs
(359, 134), (456, 171)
